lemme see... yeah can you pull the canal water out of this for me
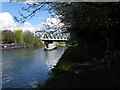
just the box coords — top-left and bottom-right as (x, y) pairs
(2, 47), (66, 88)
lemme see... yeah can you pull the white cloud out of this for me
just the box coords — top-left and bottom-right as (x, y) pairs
(0, 12), (17, 30)
(0, 12), (36, 32)
(35, 17), (65, 32)
(0, 12), (65, 33)
(15, 22), (36, 32)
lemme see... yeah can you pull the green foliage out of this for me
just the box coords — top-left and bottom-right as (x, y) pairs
(57, 61), (71, 71)
(14, 30), (24, 43)
(24, 31), (35, 47)
(2, 30), (43, 48)
(33, 38), (44, 48)
(2, 30), (15, 44)
(58, 42), (65, 44)
(49, 2), (120, 70)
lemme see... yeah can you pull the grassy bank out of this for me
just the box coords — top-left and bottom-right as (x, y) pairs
(40, 47), (119, 88)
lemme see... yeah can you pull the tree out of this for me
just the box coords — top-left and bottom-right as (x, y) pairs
(33, 38), (44, 48)
(0, 32), (2, 44)
(14, 30), (24, 43)
(24, 31), (35, 47)
(13, 2), (120, 70)
(2, 30), (15, 44)
(54, 2), (120, 70)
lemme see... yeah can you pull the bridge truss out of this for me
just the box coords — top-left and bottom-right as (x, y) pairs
(35, 31), (70, 41)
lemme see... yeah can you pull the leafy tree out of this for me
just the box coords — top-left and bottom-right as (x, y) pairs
(33, 38), (44, 48)
(0, 32), (2, 44)
(24, 31), (35, 47)
(14, 30), (24, 43)
(14, 2), (120, 70)
(24, 30), (43, 48)
(2, 30), (15, 44)
(54, 2), (120, 71)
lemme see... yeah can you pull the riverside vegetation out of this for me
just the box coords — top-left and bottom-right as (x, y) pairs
(1, 30), (43, 48)
(41, 46), (119, 88)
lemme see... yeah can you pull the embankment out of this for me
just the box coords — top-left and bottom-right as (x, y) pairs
(41, 47), (119, 88)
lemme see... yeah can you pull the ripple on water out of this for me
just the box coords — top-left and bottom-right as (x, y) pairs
(28, 78), (39, 88)
(2, 47), (66, 88)
(2, 73), (13, 84)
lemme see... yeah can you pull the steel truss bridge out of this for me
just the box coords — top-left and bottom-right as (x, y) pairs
(35, 31), (70, 41)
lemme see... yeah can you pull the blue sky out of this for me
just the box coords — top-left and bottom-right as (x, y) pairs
(0, 2), (62, 32)
(1, 2), (52, 25)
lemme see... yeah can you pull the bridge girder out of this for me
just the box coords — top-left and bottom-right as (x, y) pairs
(35, 31), (70, 41)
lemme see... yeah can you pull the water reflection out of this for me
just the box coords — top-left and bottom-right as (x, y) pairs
(43, 47), (65, 70)
(2, 47), (66, 88)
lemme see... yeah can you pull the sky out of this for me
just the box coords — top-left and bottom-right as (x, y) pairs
(2, 2), (52, 25)
(0, 2), (62, 32)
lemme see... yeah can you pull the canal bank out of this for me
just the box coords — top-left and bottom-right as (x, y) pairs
(41, 47), (119, 88)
